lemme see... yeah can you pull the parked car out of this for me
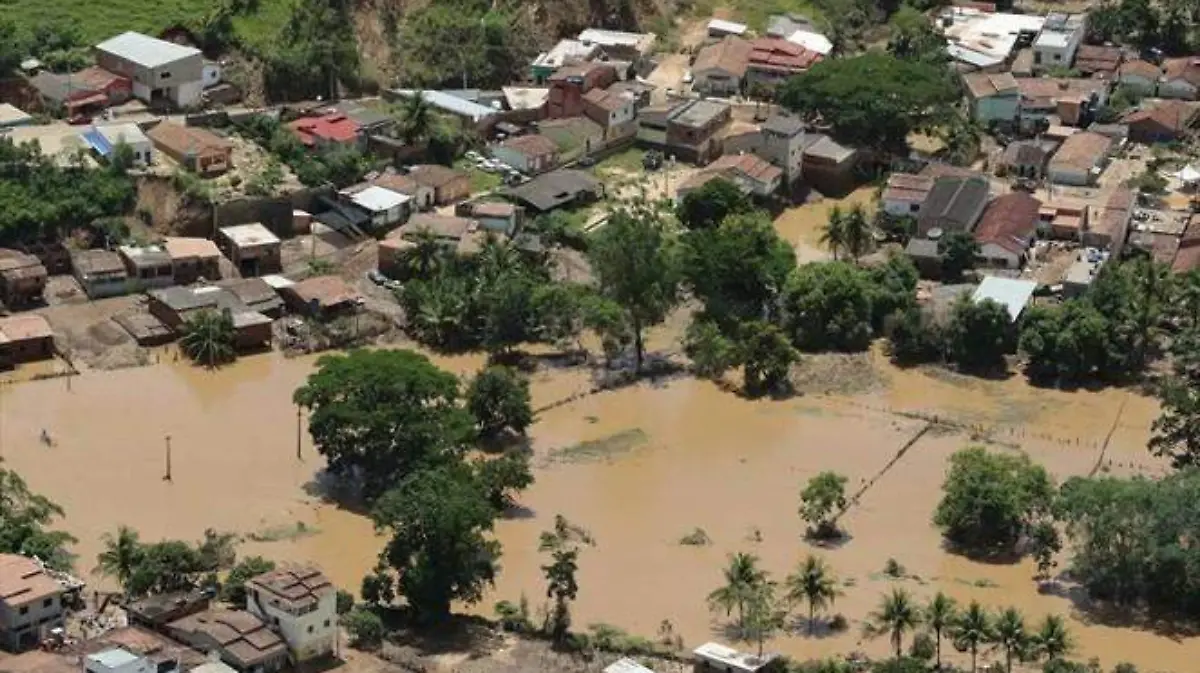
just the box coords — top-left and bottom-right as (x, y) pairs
(577, 155), (597, 168)
(367, 270), (387, 286)
(465, 150), (482, 162)
(682, 70), (694, 84)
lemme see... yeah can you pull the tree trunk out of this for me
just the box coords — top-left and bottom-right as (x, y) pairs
(971, 645), (977, 673)
(1005, 649), (1012, 673)
(633, 316), (644, 374)
(808, 603), (815, 635)
(934, 629), (942, 670)
(894, 632), (902, 659)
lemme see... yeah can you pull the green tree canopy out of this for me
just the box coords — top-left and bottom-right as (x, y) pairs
(944, 296), (1012, 373)
(785, 554), (840, 634)
(0, 463), (75, 570)
(799, 471), (849, 539)
(682, 211), (796, 326)
(864, 588), (923, 658)
(677, 177), (755, 230)
(294, 349), (473, 502)
(782, 261), (875, 352)
(934, 447), (1054, 554)
(180, 309), (237, 368)
(466, 365), (533, 440)
(223, 556), (276, 607)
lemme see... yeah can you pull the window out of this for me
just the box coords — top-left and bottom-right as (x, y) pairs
(19, 606), (29, 616)
(161, 72), (172, 80)
(910, 203), (920, 213)
(42, 598), (52, 608)
(307, 625), (314, 634)
(1053, 54), (1061, 61)
(324, 619), (331, 628)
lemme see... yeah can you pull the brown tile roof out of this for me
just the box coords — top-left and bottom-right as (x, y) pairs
(146, 123), (232, 157)
(692, 36), (753, 78)
(1122, 99), (1199, 133)
(247, 565), (334, 611)
(168, 609), (286, 668)
(163, 237), (221, 261)
(0, 554), (62, 606)
(1017, 78), (1107, 106)
(962, 72), (1018, 99)
(746, 37), (823, 73)
(72, 249), (126, 277)
(1049, 131), (1111, 172)
(74, 66), (127, 91)
(372, 173), (422, 195)
(1001, 140), (1051, 167)
(0, 249), (47, 281)
(1074, 45), (1122, 75)
(974, 192), (1041, 255)
(1093, 187), (1134, 242)
(882, 173), (935, 204)
(549, 62), (615, 82)
(408, 164), (467, 189)
(707, 153), (783, 185)
(287, 275), (361, 308)
(0, 314), (53, 342)
(583, 87), (631, 112)
(1164, 58), (1200, 87)
(1119, 58), (1161, 80)
(499, 133), (559, 157)
(472, 201), (517, 218)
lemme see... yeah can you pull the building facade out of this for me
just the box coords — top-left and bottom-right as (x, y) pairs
(246, 566), (337, 662)
(94, 32), (204, 107)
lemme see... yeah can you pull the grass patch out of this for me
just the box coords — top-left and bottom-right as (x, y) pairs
(454, 159), (503, 194)
(594, 147), (646, 178)
(247, 521), (319, 543)
(546, 428), (649, 464)
(718, 0), (825, 33)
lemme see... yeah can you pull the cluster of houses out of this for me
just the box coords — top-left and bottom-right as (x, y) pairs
(0, 553), (339, 673)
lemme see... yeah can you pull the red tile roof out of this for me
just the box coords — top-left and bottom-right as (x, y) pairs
(1164, 58), (1200, 87)
(746, 37), (823, 73)
(1118, 59), (1161, 80)
(974, 192), (1041, 256)
(882, 173), (934, 204)
(1122, 100), (1198, 134)
(707, 153), (783, 185)
(287, 113), (360, 146)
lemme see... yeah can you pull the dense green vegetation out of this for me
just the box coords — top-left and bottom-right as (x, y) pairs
(234, 115), (373, 189)
(934, 447), (1055, 556)
(0, 461), (76, 570)
(94, 526), (238, 596)
(180, 309), (238, 368)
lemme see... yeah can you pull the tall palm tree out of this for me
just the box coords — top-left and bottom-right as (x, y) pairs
(1033, 614), (1072, 662)
(785, 554), (840, 634)
(841, 203), (873, 262)
(992, 607), (1029, 673)
(952, 601), (993, 673)
(180, 309), (236, 367)
(925, 591), (958, 670)
(820, 206), (846, 261)
(406, 228), (445, 279)
(94, 526), (143, 591)
(864, 588), (923, 658)
(397, 91), (434, 145)
(707, 552), (768, 631)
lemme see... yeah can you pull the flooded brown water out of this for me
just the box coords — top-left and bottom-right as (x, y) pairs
(0, 191), (1185, 671)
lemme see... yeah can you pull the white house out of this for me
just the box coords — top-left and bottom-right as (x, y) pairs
(82, 123), (153, 166)
(1032, 13), (1085, 72)
(85, 649), (158, 673)
(94, 32), (205, 107)
(343, 185), (411, 229)
(693, 642), (778, 673)
(756, 114), (805, 186)
(246, 566), (337, 663)
(0, 554), (66, 651)
(202, 60), (222, 88)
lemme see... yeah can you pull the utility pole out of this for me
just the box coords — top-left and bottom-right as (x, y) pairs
(296, 404), (303, 460)
(163, 434), (172, 482)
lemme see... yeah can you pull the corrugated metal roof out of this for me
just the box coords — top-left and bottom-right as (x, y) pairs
(95, 32), (201, 69)
(349, 185), (410, 212)
(971, 276), (1037, 321)
(391, 89), (497, 123)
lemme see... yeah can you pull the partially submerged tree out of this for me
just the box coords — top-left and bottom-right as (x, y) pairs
(799, 471), (849, 539)
(864, 588), (923, 658)
(924, 592), (957, 671)
(179, 309), (237, 368)
(933, 447), (1054, 555)
(466, 365), (533, 441)
(538, 515), (594, 643)
(707, 552), (768, 634)
(951, 600), (993, 673)
(785, 554), (839, 634)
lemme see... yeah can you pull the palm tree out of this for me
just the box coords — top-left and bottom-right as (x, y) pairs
(179, 309), (236, 367)
(841, 203), (873, 262)
(94, 526), (143, 591)
(397, 91), (434, 145)
(1033, 614), (1072, 662)
(925, 592), (957, 670)
(952, 601), (993, 673)
(785, 554), (840, 634)
(820, 206), (846, 261)
(864, 588), (923, 658)
(992, 607), (1029, 673)
(707, 552), (768, 631)
(406, 228), (445, 279)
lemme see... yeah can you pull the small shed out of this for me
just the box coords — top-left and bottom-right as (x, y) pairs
(604, 658), (656, 673)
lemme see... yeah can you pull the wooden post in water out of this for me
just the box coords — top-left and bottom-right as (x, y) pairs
(296, 404), (302, 460)
(163, 434), (172, 482)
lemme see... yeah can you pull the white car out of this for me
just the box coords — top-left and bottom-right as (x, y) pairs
(464, 150), (482, 162)
(682, 71), (694, 84)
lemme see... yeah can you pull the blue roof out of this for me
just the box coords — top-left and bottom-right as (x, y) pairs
(82, 129), (113, 156)
(391, 89), (497, 123)
(972, 276), (1037, 322)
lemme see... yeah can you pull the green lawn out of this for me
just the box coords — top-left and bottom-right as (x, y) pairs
(454, 159), (503, 194)
(689, 0), (826, 34)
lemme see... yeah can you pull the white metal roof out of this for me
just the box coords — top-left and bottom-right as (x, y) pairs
(92, 123), (150, 146)
(95, 32), (201, 69)
(941, 9), (1045, 63)
(349, 185), (410, 212)
(577, 28), (656, 51)
(533, 39), (600, 69)
(0, 103), (33, 127)
(604, 658), (656, 673)
(785, 29), (833, 55)
(693, 642), (777, 673)
(391, 89), (497, 123)
(708, 19), (748, 35)
(261, 274), (295, 290)
(220, 223), (281, 247)
(87, 649), (140, 669)
(971, 276), (1037, 322)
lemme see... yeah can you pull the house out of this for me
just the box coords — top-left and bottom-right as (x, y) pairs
(691, 37), (752, 96)
(380, 214), (486, 270)
(905, 237), (943, 277)
(1173, 217), (1200, 273)
(1015, 78), (1108, 128)
(492, 134), (561, 174)
(146, 123), (233, 176)
(149, 286), (272, 349)
(1085, 187), (1134, 254)
(72, 249), (129, 299)
(576, 28), (656, 64)
(1116, 59), (1162, 96)
(319, 101), (393, 137)
(73, 67), (134, 106)
(697, 153), (783, 197)
(664, 99), (732, 164)
(119, 245), (175, 291)
(744, 37), (823, 91)
(287, 113), (360, 149)
(1121, 100), (1198, 143)
(1161, 58), (1200, 100)
(28, 72), (110, 117)
(998, 140), (1055, 179)
(531, 39), (603, 83)
(0, 250), (48, 307)
(693, 642), (777, 673)
(962, 72), (1020, 125)
(1129, 230), (1180, 266)
(916, 176), (990, 237)
(339, 185), (412, 230)
(0, 104), (34, 129)
(0, 315), (55, 365)
(582, 87), (637, 140)
(504, 169), (603, 212)
(408, 164), (472, 205)
(972, 276), (1037, 321)
(881, 173), (935, 217)
(163, 237), (223, 284)
(389, 89), (497, 127)
(82, 123), (153, 166)
(0, 554), (65, 651)
(245, 566), (336, 662)
(767, 13), (819, 38)
(124, 591), (211, 630)
(756, 114), (806, 186)
(468, 201), (521, 236)
(708, 19), (748, 38)
(84, 648), (158, 673)
(218, 224), (282, 277)
(94, 32), (204, 107)
(1032, 13), (1086, 73)
(279, 276), (362, 319)
(166, 609), (288, 673)
(1087, 122), (1130, 141)
(1074, 44), (1122, 78)
(372, 173), (435, 211)
(1039, 198), (1089, 239)
(800, 134), (858, 194)
(217, 278), (286, 318)
(537, 116), (605, 162)
(784, 29), (833, 56)
(974, 192), (1041, 269)
(940, 8), (1046, 72)
(547, 63), (617, 119)
(1047, 131), (1111, 185)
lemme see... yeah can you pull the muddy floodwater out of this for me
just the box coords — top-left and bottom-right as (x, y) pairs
(0, 191), (1184, 671)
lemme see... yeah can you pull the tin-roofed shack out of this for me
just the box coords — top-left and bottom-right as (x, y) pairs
(0, 250), (48, 308)
(147, 286), (272, 349)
